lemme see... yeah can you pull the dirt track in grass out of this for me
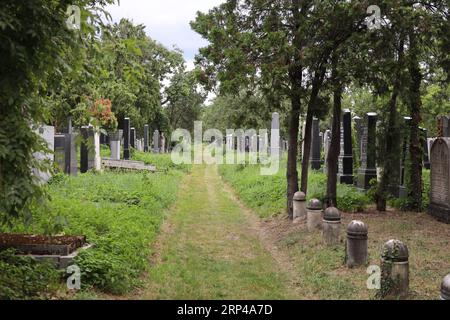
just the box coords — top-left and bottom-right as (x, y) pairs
(130, 164), (299, 300)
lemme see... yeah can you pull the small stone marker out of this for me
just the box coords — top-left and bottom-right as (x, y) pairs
(357, 112), (377, 191)
(80, 126), (96, 173)
(144, 124), (149, 152)
(339, 109), (354, 184)
(310, 118), (321, 170)
(123, 118), (131, 160)
(307, 199), (323, 231)
(346, 220), (368, 268)
(293, 191), (307, 221)
(441, 274), (450, 300)
(381, 239), (409, 299)
(322, 207), (341, 246)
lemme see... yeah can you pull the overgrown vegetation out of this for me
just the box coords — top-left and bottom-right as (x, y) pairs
(219, 159), (370, 217)
(0, 153), (189, 297)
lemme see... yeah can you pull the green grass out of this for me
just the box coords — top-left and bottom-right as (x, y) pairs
(140, 165), (294, 299)
(0, 152), (190, 297)
(218, 157), (370, 217)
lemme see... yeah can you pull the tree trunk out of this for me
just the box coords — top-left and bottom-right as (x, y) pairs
(376, 38), (404, 211)
(300, 66), (326, 194)
(326, 55), (341, 207)
(287, 94), (301, 218)
(300, 106), (313, 194)
(406, 32), (423, 212)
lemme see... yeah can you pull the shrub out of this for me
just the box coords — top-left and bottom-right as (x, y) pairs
(0, 249), (60, 300)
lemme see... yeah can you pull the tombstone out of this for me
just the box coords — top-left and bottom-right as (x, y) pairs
(399, 117), (412, 198)
(442, 116), (450, 137)
(144, 125), (149, 152)
(130, 127), (136, 149)
(357, 113), (377, 191)
(80, 126), (96, 173)
(93, 129), (101, 171)
(54, 133), (77, 176)
(33, 125), (55, 183)
(123, 118), (131, 160)
(159, 133), (166, 153)
(428, 137), (450, 224)
(421, 128), (430, 170)
(310, 118), (321, 170)
(270, 112), (280, 158)
(353, 116), (363, 167)
(338, 109), (354, 184)
(153, 130), (160, 153)
(301, 120), (306, 158)
(226, 134), (234, 151)
(109, 131), (122, 160)
(323, 130), (331, 174)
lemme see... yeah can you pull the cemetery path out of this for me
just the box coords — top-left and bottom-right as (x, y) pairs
(130, 164), (299, 300)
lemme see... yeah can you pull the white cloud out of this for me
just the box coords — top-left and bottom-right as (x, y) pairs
(105, 0), (224, 60)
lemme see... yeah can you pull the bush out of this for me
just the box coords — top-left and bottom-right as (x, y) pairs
(0, 249), (60, 300)
(219, 161), (371, 216)
(1, 154), (189, 296)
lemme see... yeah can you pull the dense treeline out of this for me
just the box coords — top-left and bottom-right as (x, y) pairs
(192, 0), (449, 215)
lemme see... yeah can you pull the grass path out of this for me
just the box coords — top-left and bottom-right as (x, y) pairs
(132, 164), (298, 300)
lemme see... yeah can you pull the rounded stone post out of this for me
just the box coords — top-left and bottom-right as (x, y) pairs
(293, 191), (307, 221)
(307, 199), (323, 231)
(346, 220), (368, 268)
(322, 207), (341, 246)
(441, 274), (450, 300)
(381, 239), (409, 299)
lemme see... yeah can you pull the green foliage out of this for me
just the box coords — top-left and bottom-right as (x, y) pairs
(0, 249), (60, 300)
(0, 0), (115, 225)
(2, 154), (189, 295)
(219, 161), (371, 217)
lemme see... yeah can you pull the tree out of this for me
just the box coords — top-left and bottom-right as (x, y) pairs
(192, 0), (369, 217)
(0, 0), (115, 225)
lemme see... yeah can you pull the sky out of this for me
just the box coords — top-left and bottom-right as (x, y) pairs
(105, 0), (224, 70)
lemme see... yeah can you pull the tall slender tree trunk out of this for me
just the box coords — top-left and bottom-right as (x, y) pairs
(376, 38), (404, 211)
(300, 67), (326, 194)
(287, 94), (301, 218)
(407, 32), (423, 211)
(326, 55), (341, 207)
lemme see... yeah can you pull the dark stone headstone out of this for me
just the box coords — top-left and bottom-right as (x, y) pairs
(80, 126), (95, 173)
(54, 133), (77, 176)
(422, 128), (430, 170)
(353, 116), (363, 168)
(54, 135), (66, 174)
(144, 124), (149, 152)
(130, 127), (136, 149)
(399, 117), (412, 198)
(123, 118), (131, 160)
(428, 138), (450, 224)
(442, 116), (450, 137)
(357, 113), (377, 191)
(339, 109), (354, 184)
(310, 118), (321, 170)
